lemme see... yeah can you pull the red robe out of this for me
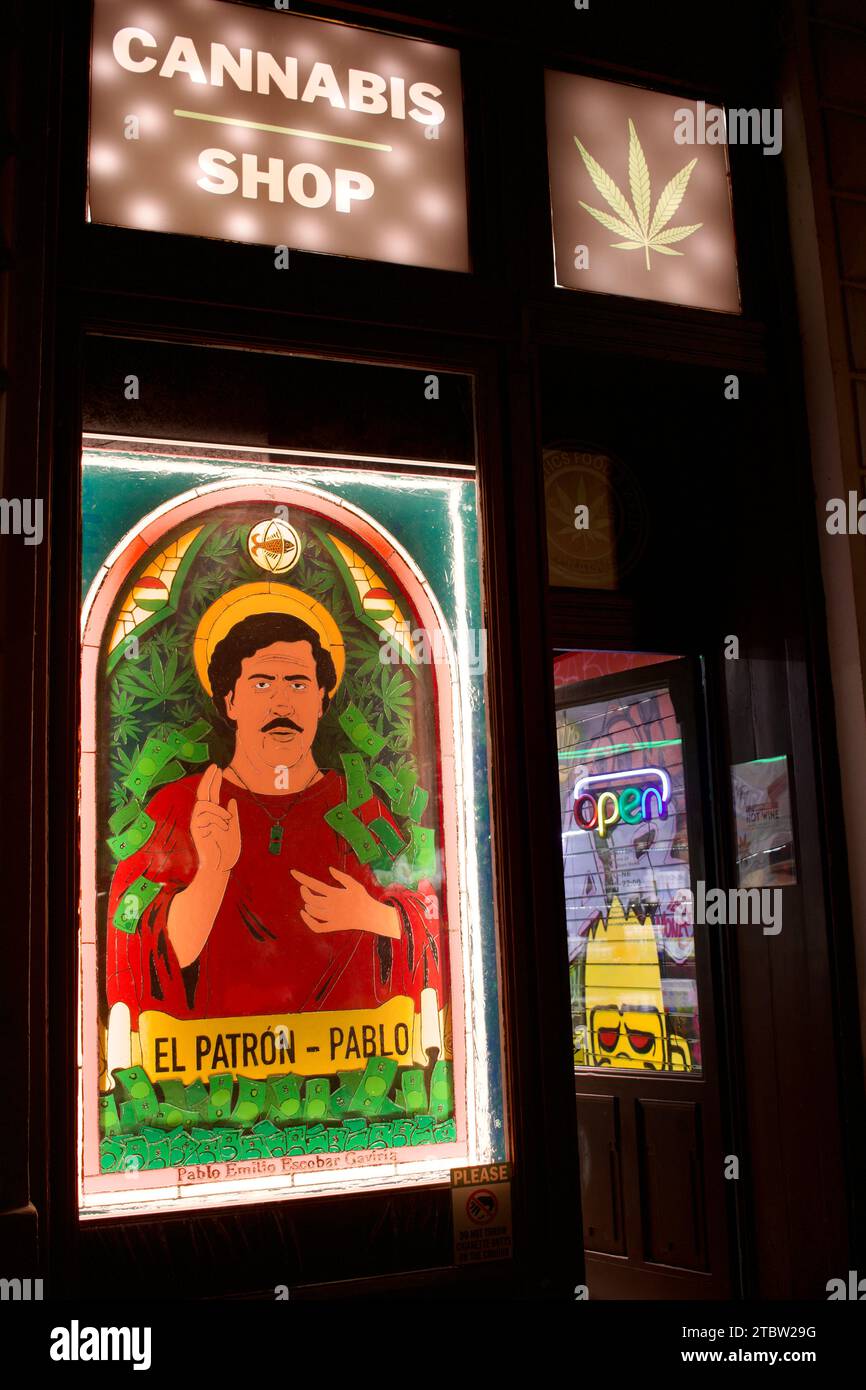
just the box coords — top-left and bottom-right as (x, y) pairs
(106, 770), (444, 1027)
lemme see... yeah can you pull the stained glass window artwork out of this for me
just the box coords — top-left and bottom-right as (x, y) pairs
(79, 447), (504, 1214)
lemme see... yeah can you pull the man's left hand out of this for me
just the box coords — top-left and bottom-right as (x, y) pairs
(291, 867), (401, 939)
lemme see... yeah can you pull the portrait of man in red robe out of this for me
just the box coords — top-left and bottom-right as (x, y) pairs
(106, 597), (444, 1043)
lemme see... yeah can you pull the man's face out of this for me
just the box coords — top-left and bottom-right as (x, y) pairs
(224, 640), (325, 768)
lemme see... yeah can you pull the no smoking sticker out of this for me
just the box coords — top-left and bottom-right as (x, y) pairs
(451, 1164), (512, 1266)
(466, 1188), (498, 1224)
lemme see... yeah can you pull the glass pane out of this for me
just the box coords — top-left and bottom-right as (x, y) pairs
(78, 421), (505, 1215)
(554, 651), (702, 1074)
(542, 446), (650, 591)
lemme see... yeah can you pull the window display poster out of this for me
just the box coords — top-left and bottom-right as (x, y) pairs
(79, 449), (502, 1213)
(730, 755), (797, 888)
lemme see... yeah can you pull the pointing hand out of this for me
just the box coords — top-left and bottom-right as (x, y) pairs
(191, 764), (241, 875)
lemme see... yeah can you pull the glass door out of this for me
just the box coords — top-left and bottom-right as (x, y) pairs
(553, 650), (732, 1298)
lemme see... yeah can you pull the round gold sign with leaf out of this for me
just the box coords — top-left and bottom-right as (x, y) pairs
(542, 447), (648, 590)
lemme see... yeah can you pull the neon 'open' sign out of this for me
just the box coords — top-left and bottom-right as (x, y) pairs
(573, 767), (671, 839)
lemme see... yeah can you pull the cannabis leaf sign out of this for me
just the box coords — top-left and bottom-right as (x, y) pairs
(575, 119), (701, 270)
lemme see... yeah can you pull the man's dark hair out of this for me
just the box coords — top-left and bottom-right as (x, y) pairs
(208, 613), (337, 728)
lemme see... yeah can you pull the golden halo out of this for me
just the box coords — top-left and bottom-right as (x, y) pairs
(193, 582), (345, 696)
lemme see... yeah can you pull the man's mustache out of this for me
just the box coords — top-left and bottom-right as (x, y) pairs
(261, 717), (303, 733)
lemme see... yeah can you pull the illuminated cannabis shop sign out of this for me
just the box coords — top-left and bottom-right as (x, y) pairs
(545, 71), (740, 312)
(89, 0), (469, 271)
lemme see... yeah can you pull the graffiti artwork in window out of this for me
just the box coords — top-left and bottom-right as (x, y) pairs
(80, 455), (502, 1213)
(554, 655), (701, 1074)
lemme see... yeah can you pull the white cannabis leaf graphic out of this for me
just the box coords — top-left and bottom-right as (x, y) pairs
(574, 118), (702, 270)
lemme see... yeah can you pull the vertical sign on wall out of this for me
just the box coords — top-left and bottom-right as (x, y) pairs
(89, 0), (469, 270)
(545, 71), (740, 311)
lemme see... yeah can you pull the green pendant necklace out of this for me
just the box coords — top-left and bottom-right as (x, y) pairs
(227, 764), (321, 856)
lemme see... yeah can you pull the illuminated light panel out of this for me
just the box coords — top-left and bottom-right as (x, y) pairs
(88, 0), (470, 271)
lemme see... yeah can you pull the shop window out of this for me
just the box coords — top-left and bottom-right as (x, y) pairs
(554, 651), (702, 1074)
(78, 349), (504, 1215)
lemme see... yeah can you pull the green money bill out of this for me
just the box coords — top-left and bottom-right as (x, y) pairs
(121, 1136), (148, 1170)
(107, 810), (155, 861)
(144, 1131), (170, 1169)
(433, 1119), (457, 1143)
(213, 1130), (242, 1162)
(407, 825), (436, 878)
(410, 1119), (435, 1146)
(183, 1079), (208, 1111)
(369, 763), (401, 802)
(156, 1102), (200, 1129)
(112, 875), (162, 933)
(406, 786), (429, 823)
(207, 1073), (233, 1121)
(302, 1078), (331, 1122)
(324, 803), (380, 866)
(108, 799), (142, 837)
(208, 1074), (233, 1107)
(327, 1084), (355, 1119)
(98, 1094), (121, 1135)
(123, 736), (176, 799)
(118, 1101), (140, 1131)
(368, 1122), (394, 1149)
(231, 1076), (267, 1125)
(268, 1075), (302, 1119)
(370, 816), (406, 860)
(341, 751), (373, 809)
(164, 724), (210, 763)
(178, 719), (210, 743)
(305, 1132), (328, 1154)
(348, 1057), (398, 1116)
(100, 1138), (125, 1172)
(183, 1078), (209, 1112)
(262, 1131), (289, 1158)
(114, 1066), (157, 1105)
(158, 1080), (188, 1108)
(391, 767), (416, 817)
(429, 1060), (454, 1120)
(399, 1069), (428, 1115)
(339, 704), (386, 759)
(168, 1133), (197, 1167)
(377, 1098), (403, 1116)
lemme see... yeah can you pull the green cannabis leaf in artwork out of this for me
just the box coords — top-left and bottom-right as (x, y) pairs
(574, 119), (702, 270)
